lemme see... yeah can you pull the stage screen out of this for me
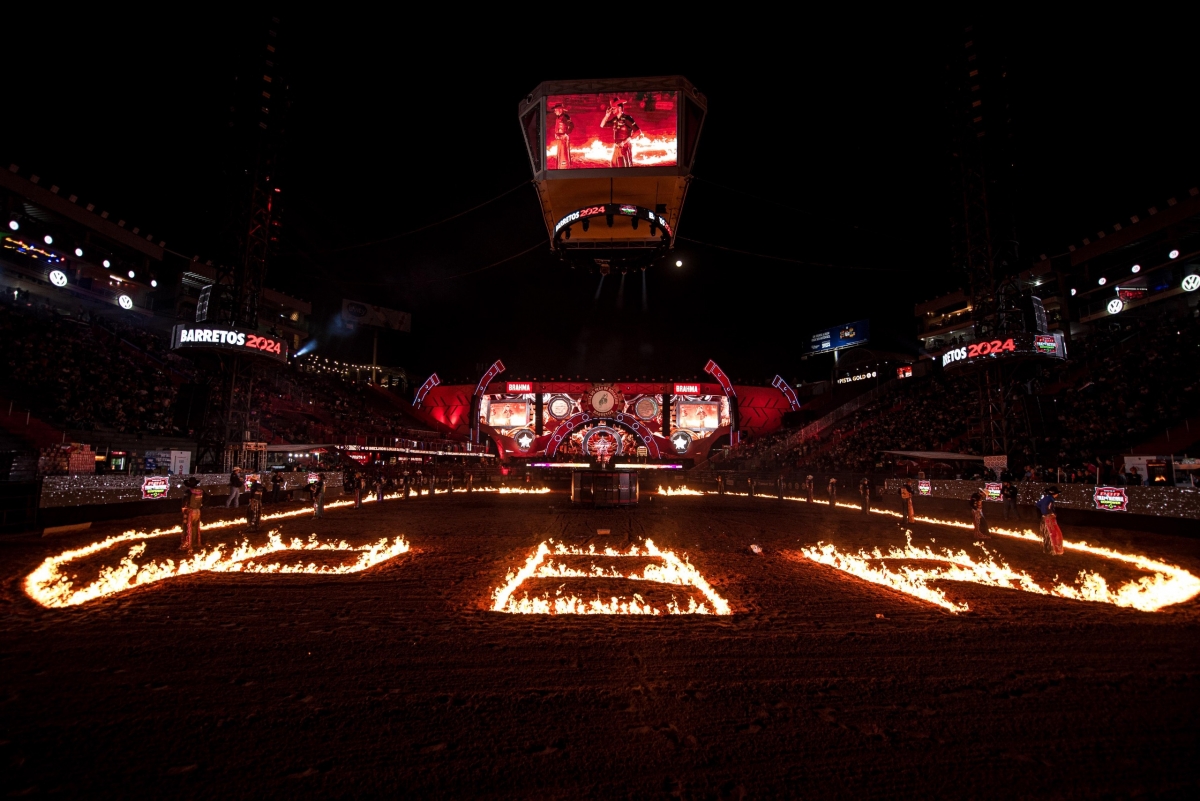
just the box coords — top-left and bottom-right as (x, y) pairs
(545, 92), (677, 170)
(677, 402), (720, 430)
(488, 401), (529, 428)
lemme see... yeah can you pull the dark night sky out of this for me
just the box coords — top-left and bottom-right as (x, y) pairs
(6, 12), (1198, 385)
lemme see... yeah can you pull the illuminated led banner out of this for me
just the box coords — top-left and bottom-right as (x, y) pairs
(809, 320), (869, 354)
(171, 324), (288, 363)
(553, 203), (672, 238)
(940, 332), (1067, 370)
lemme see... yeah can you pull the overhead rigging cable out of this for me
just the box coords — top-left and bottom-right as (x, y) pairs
(691, 176), (882, 233)
(413, 241), (545, 286)
(677, 236), (904, 272)
(328, 181), (532, 253)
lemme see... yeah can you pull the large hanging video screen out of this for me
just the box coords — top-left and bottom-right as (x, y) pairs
(545, 91), (678, 170)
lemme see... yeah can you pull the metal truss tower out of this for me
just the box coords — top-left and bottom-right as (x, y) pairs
(195, 15), (287, 471)
(948, 25), (1035, 463)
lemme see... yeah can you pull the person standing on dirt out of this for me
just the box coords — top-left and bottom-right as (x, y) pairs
(1036, 486), (1064, 555)
(969, 490), (992, 539)
(181, 476), (204, 552)
(270, 471), (282, 504)
(374, 473), (384, 502)
(804, 475), (814, 503)
(226, 466), (243, 508)
(1002, 481), (1019, 520)
(350, 472), (363, 509)
(859, 477), (871, 515)
(827, 477), (837, 505)
(247, 479), (264, 532)
(309, 476), (325, 519)
(900, 482), (915, 523)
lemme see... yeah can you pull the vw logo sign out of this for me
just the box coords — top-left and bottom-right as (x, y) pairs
(118, 294), (134, 310)
(1106, 298), (1123, 315)
(48, 269), (68, 287)
(344, 302), (368, 318)
(1183, 274), (1200, 293)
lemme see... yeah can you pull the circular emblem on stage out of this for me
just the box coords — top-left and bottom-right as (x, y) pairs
(634, 396), (659, 421)
(586, 383), (623, 416)
(117, 294), (133, 310)
(581, 425), (623, 460)
(48, 269), (68, 287)
(1183, 274), (1200, 293)
(511, 429), (536, 451)
(547, 396), (572, 419)
(1106, 298), (1123, 315)
(669, 429), (693, 454)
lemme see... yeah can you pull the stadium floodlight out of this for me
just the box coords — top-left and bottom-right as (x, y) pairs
(7, 220), (17, 231)
(117, 294), (134, 310)
(1098, 277), (1107, 286)
(74, 248), (84, 257)
(1130, 264), (1140, 273)
(150, 280), (157, 287)
(675, 260), (683, 267)
(102, 259), (111, 268)
(128, 271), (135, 278)
(1169, 249), (1180, 259)
(43, 235), (53, 245)
(1107, 298), (1123, 315)
(48, 270), (68, 287)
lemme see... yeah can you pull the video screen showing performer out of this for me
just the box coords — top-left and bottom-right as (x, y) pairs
(545, 91), (677, 170)
(677, 402), (720, 430)
(487, 401), (529, 428)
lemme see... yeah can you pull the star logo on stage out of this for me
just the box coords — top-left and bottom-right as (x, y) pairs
(516, 432), (534, 450)
(671, 433), (691, 453)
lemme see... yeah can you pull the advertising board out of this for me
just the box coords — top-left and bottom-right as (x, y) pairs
(140, 476), (170, 500)
(918, 480), (931, 496)
(1093, 486), (1129, 512)
(341, 300), (411, 332)
(809, 320), (870, 354)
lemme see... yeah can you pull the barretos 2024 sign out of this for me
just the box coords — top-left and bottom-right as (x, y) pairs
(940, 332), (1066, 369)
(171, 325), (288, 363)
(1093, 486), (1129, 512)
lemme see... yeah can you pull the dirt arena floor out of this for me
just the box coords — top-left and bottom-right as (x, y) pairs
(2, 490), (1199, 798)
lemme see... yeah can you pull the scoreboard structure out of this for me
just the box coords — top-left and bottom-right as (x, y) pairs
(518, 76), (707, 273)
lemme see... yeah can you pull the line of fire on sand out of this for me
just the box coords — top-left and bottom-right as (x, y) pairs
(26, 485), (550, 609)
(491, 539), (732, 616)
(655, 486), (1200, 613)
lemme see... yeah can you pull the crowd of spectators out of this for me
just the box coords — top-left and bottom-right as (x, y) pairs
(725, 310), (1200, 480)
(0, 298), (181, 435)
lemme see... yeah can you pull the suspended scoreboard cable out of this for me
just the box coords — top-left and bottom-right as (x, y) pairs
(518, 76), (706, 271)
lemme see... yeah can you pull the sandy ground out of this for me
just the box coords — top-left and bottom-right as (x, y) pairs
(2, 491), (1199, 798)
